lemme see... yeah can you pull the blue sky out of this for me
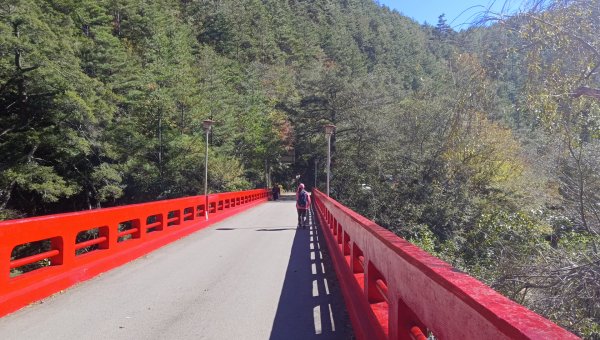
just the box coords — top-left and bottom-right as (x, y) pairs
(376, 0), (522, 28)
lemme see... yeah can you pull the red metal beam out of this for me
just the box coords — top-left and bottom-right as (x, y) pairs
(312, 189), (578, 340)
(0, 189), (268, 317)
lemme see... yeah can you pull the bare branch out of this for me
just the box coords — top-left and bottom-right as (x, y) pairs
(571, 86), (600, 101)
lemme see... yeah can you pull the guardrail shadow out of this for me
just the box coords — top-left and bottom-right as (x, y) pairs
(268, 208), (353, 340)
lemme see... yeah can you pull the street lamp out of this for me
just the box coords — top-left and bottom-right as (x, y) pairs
(203, 119), (214, 220)
(324, 124), (336, 196)
(314, 158), (318, 189)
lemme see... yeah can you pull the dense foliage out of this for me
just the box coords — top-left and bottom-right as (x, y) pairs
(1, 0), (598, 337)
(0, 0), (291, 218)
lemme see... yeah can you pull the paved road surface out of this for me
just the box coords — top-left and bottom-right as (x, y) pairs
(0, 194), (352, 340)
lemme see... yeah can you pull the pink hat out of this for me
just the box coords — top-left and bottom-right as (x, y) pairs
(299, 183), (305, 189)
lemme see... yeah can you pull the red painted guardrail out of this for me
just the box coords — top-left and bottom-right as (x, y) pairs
(0, 189), (268, 317)
(312, 189), (579, 340)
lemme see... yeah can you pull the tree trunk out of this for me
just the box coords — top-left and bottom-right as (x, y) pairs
(0, 144), (39, 210)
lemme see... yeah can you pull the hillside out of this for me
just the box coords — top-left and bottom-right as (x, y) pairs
(1, 0), (598, 336)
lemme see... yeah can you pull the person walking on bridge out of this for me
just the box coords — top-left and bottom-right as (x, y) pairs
(272, 184), (280, 200)
(296, 183), (311, 229)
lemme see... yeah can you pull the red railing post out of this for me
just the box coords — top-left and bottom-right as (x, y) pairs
(49, 236), (65, 266)
(0, 246), (10, 291)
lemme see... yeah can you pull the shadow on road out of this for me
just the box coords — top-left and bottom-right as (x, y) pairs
(268, 208), (353, 340)
(215, 227), (296, 231)
(255, 228), (297, 232)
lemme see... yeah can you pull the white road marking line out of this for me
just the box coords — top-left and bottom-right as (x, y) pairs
(319, 251), (323, 259)
(328, 303), (336, 332)
(310, 243), (314, 250)
(321, 262), (325, 274)
(311, 251), (315, 260)
(312, 280), (319, 297)
(310, 236), (314, 242)
(312, 263), (317, 275)
(324, 278), (330, 295)
(313, 306), (322, 335)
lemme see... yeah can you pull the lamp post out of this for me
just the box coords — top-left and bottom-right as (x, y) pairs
(314, 158), (318, 189)
(203, 119), (214, 220)
(324, 124), (336, 197)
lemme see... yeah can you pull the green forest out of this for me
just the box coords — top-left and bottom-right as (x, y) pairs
(1, 0), (598, 337)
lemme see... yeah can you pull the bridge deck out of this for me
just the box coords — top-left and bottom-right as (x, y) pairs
(0, 195), (351, 339)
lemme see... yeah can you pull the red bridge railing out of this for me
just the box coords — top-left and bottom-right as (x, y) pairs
(0, 189), (268, 317)
(312, 189), (578, 340)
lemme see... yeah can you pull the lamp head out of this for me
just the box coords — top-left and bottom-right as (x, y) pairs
(203, 119), (214, 132)
(324, 124), (336, 137)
